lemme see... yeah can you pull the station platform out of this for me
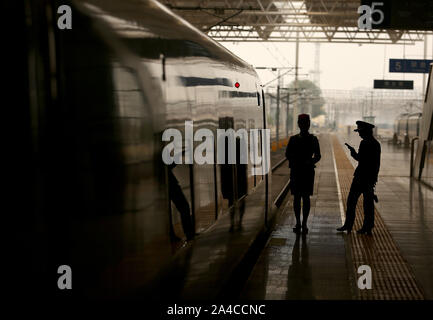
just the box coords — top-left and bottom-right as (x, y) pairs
(241, 132), (433, 300)
(139, 131), (432, 301)
(139, 142), (292, 300)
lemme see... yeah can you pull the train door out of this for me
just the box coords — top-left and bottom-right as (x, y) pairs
(192, 82), (218, 233)
(250, 87), (263, 190)
(219, 117), (236, 212)
(249, 118), (258, 189)
(163, 56), (195, 243)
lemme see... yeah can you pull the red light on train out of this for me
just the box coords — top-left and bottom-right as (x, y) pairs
(235, 82), (240, 88)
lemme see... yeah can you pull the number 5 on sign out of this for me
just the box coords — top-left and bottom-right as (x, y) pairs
(358, 2), (384, 30)
(395, 61), (402, 71)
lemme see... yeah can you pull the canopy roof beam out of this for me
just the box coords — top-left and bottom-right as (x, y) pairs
(161, 0), (432, 44)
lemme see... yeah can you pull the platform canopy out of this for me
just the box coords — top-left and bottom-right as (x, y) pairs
(160, 0), (430, 44)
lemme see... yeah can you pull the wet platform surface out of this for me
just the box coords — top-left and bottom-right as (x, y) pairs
(142, 132), (432, 300)
(340, 133), (433, 299)
(241, 132), (433, 300)
(141, 141), (291, 300)
(241, 134), (353, 299)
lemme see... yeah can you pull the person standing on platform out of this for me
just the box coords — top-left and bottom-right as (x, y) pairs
(285, 114), (321, 234)
(337, 121), (381, 235)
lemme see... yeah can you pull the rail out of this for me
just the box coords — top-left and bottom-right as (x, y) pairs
(271, 157), (287, 172)
(271, 156), (289, 208)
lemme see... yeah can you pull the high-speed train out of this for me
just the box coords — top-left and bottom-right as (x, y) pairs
(393, 113), (423, 146)
(14, 0), (271, 298)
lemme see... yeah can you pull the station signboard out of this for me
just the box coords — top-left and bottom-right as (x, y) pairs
(389, 59), (433, 73)
(374, 80), (413, 90)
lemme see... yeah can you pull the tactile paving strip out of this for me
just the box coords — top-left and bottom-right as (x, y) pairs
(332, 136), (424, 300)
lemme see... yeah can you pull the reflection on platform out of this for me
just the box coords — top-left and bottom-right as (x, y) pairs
(286, 234), (313, 299)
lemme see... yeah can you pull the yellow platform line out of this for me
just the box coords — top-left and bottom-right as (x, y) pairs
(271, 138), (289, 152)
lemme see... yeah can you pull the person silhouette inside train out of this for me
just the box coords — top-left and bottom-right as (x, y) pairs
(167, 156), (195, 242)
(285, 114), (321, 234)
(337, 120), (381, 235)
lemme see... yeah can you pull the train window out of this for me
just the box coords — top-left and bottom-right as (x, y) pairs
(122, 38), (213, 59)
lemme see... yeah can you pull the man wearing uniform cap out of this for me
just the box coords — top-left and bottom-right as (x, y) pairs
(337, 120), (381, 235)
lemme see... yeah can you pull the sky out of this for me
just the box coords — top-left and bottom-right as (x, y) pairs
(221, 35), (433, 92)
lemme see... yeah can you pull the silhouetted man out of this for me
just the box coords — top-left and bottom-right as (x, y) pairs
(337, 120), (381, 235)
(285, 114), (321, 234)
